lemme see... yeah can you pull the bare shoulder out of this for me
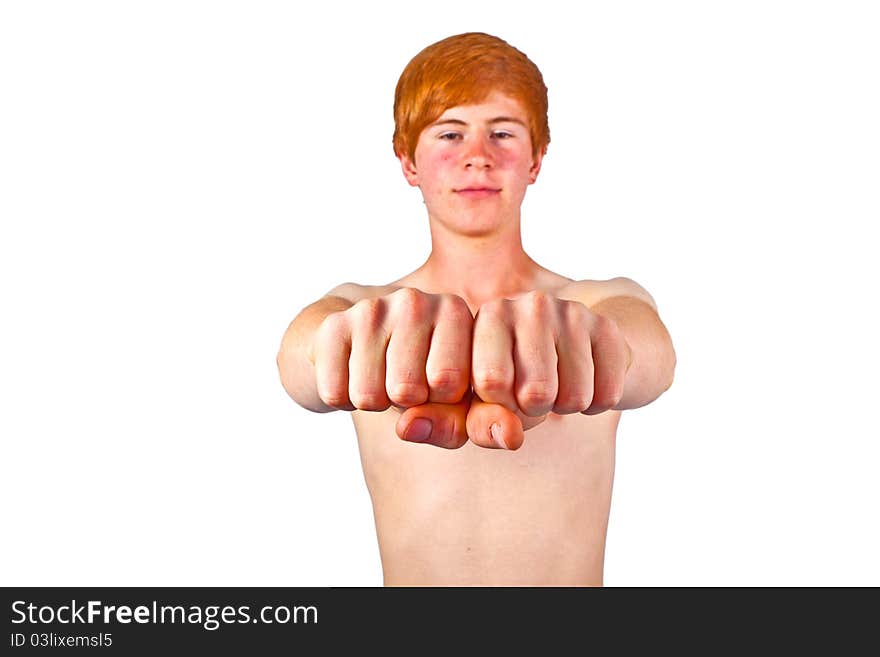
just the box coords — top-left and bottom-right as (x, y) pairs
(322, 281), (403, 304)
(555, 277), (659, 311)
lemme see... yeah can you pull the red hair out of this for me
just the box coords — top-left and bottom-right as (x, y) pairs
(392, 32), (550, 163)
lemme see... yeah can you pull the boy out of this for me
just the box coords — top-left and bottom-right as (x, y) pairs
(277, 32), (675, 585)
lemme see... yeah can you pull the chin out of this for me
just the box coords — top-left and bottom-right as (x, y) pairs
(442, 215), (506, 238)
(429, 204), (509, 237)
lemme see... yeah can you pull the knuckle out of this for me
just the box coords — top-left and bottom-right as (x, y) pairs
(554, 390), (593, 414)
(441, 292), (468, 308)
(439, 294), (473, 322)
(561, 300), (589, 325)
(472, 366), (513, 393)
(475, 297), (507, 319)
(594, 313), (619, 340)
(426, 366), (466, 390)
(391, 287), (427, 319)
(349, 298), (385, 328)
(348, 388), (389, 411)
(591, 382), (622, 410)
(523, 289), (551, 312)
(318, 384), (349, 409)
(516, 380), (556, 410)
(317, 311), (347, 340)
(387, 380), (428, 406)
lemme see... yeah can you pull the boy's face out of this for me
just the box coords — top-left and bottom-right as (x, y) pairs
(399, 91), (544, 237)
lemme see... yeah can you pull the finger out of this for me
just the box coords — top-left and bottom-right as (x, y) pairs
(465, 398), (525, 450)
(385, 320), (431, 409)
(582, 315), (628, 415)
(553, 302), (594, 414)
(512, 297), (559, 417)
(425, 296), (472, 404)
(348, 300), (391, 411)
(471, 301), (518, 411)
(396, 393), (471, 449)
(313, 312), (355, 411)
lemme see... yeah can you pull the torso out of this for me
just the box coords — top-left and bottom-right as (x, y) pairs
(349, 272), (622, 586)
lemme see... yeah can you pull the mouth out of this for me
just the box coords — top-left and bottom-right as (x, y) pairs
(455, 187), (502, 199)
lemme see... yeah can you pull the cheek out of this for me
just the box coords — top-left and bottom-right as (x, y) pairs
(497, 148), (528, 170)
(428, 152), (456, 171)
(418, 153), (454, 190)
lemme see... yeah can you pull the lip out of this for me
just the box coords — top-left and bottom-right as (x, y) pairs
(455, 187), (501, 199)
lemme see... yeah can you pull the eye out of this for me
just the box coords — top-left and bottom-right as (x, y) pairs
(492, 131), (514, 139)
(438, 132), (462, 140)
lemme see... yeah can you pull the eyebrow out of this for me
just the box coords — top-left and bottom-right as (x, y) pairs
(429, 116), (527, 128)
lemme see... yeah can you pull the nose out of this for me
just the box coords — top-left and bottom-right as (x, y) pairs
(464, 136), (493, 169)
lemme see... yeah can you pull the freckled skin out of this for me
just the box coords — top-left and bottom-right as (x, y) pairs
(402, 92), (539, 241)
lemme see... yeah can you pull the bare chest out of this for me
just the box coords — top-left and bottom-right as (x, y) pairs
(350, 408), (621, 584)
(352, 409), (620, 536)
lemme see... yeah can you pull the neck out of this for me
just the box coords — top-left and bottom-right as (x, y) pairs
(407, 215), (543, 310)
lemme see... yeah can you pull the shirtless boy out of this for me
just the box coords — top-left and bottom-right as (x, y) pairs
(277, 32), (676, 586)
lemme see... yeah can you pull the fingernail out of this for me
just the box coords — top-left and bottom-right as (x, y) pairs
(404, 418), (433, 442)
(490, 422), (506, 449)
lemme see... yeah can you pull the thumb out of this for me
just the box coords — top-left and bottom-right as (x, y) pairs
(396, 392), (549, 450)
(396, 393), (471, 449)
(465, 398), (526, 450)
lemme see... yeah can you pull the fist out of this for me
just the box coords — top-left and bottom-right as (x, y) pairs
(312, 288), (473, 411)
(471, 290), (631, 417)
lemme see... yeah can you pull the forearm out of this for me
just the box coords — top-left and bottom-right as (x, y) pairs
(589, 296), (676, 410)
(276, 295), (353, 412)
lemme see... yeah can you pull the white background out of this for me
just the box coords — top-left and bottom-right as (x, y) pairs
(2, 1), (878, 586)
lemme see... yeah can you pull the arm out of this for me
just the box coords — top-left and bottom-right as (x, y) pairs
(559, 277), (676, 411)
(276, 282), (364, 413)
(278, 283), (500, 450)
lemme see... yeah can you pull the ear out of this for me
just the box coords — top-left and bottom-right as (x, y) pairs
(528, 146), (546, 184)
(397, 151), (420, 187)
